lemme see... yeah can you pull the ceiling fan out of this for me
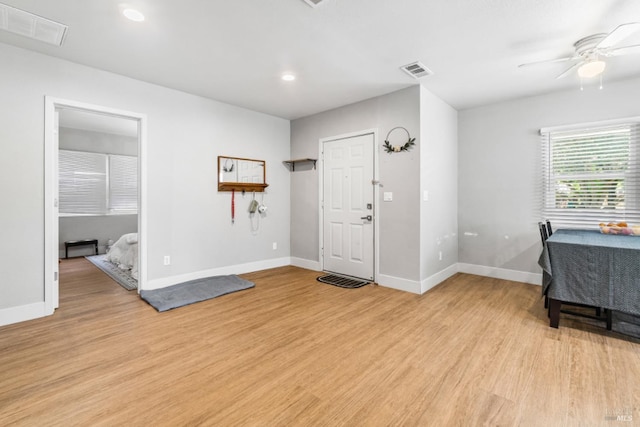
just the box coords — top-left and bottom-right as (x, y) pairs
(519, 22), (640, 79)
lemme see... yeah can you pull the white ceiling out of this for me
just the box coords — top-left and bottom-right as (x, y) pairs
(2, 0), (640, 120)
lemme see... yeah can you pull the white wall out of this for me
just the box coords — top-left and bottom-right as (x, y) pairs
(0, 43), (290, 319)
(59, 127), (138, 156)
(59, 215), (137, 257)
(419, 87), (458, 290)
(458, 76), (640, 281)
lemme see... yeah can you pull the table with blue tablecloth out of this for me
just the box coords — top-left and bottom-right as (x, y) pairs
(538, 229), (640, 329)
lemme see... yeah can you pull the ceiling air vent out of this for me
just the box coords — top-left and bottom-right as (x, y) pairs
(0, 2), (68, 46)
(302, 0), (327, 8)
(400, 61), (433, 79)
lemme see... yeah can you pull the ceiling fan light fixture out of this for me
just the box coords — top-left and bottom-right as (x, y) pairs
(578, 60), (606, 78)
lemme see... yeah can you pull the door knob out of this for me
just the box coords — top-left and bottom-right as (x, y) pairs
(361, 215), (372, 221)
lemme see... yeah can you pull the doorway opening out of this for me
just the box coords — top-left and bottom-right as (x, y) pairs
(44, 97), (147, 314)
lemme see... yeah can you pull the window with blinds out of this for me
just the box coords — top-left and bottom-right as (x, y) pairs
(109, 154), (138, 213)
(59, 150), (137, 215)
(540, 119), (640, 228)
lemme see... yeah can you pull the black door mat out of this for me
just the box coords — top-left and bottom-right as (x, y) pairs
(317, 274), (370, 289)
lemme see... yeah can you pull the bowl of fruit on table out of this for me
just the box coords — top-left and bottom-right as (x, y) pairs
(599, 222), (640, 236)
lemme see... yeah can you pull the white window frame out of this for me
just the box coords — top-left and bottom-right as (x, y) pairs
(540, 117), (640, 229)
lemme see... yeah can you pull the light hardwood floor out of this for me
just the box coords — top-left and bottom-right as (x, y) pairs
(1, 259), (639, 426)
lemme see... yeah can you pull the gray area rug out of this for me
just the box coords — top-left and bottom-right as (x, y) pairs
(85, 254), (138, 291)
(140, 275), (255, 312)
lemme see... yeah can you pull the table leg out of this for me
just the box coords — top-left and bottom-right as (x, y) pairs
(549, 298), (561, 328)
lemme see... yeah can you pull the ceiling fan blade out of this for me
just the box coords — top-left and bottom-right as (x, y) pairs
(596, 22), (640, 49)
(518, 55), (575, 68)
(556, 62), (581, 79)
(606, 44), (640, 56)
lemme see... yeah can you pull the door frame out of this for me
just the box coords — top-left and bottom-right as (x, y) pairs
(318, 129), (379, 282)
(44, 97), (148, 314)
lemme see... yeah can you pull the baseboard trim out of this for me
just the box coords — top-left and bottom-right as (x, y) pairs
(457, 263), (542, 286)
(376, 274), (422, 294)
(290, 257), (321, 271)
(378, 263), (540, 295)
(421, 263), (458, 294)
(144, 257), (292, 290)
(0, 302), (50, 327)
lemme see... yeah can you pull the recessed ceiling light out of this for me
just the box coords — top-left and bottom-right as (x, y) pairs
(281, 74), (296, 81)
(123, 8), (145, 22)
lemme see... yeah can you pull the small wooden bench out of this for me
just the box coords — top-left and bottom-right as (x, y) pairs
(65, 239), (99, 259)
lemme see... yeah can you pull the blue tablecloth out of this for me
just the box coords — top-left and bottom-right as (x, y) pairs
(538, 229), (640, 316)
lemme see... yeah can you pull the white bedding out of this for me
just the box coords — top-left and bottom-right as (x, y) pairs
(106, 233), (139, 280)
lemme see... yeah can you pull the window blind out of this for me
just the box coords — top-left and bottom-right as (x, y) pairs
(109, 154), (138, 213)
(541, 120), (640, 228)
(59, 150), (107, 214)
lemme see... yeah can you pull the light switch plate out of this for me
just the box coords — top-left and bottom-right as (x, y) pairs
(383, 192), (393, 202)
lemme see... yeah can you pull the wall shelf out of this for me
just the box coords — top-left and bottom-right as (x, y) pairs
(283, 158), (317, 171)
(218, 182), (268, 193)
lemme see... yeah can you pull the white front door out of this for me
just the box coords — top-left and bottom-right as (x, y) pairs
(322, 133), (374, 280)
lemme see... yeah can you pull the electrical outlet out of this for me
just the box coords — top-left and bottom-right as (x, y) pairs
(438, 251), (442, 261)
(163, 255), (171, 266)
(272, 242), (277, 250)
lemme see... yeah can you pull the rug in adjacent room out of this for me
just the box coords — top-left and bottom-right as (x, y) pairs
(85, 254), (138, 291)
(140, 275), (255, 312)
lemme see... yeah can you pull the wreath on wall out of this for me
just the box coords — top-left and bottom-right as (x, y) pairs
(383, 127), (416, 153)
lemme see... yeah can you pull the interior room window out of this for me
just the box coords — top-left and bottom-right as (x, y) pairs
(59, 150), (137, 215)
(540, 119), (640, 228)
